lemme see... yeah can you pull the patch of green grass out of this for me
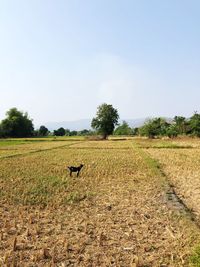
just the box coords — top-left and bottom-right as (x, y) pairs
(145, 156), (161, 171)
(190, 246), (200, 266)
(0, 140), (29, 146)
(135, 139), (193, 149)
(0, 136), (85, 146)
(132, 141), (163, 177)
(22, 176), (68, 205)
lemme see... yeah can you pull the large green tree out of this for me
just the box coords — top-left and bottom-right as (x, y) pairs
(91, 103), (119, 139)
(0, 108), (34, 137)
(189, 112), (200, 137)
(139, 118), (169, 138)
(166, 124), (178, 138)
(173, 116), (187, 135)
(53, 127), (65, 136)
(38, 125), (49, 136)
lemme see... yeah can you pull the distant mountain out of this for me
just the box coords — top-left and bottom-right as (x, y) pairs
(37, 118), (147, 131)
(40, 119), (92, 131)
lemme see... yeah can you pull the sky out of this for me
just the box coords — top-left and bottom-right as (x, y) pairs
(0, 0), (200, 126)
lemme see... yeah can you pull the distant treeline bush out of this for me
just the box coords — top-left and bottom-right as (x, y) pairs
(0, 108), (95, 138)
(0, 107), (200, 138)
(136, 114), (200, 138)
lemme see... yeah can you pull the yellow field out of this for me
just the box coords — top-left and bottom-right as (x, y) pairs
(1, 138), (200, 266)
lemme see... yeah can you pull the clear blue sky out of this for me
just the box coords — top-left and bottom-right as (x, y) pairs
(0, 0), (200, 126)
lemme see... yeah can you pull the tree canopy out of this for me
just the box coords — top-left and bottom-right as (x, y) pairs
(136, 112), (200, 138)
(53, 127), (66, 136)
(139, 118), (170, 138)
(38, 125), (49, 136)
(91, 103), (119, 139)
(114, 121), (132, 135)
(173, 116), (187, 134)
(0, 108), (34, 137)
(189, 112), (200, 137)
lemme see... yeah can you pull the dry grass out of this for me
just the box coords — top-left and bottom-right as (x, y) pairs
(145, 146), (200, 220)
(135, 136), (200, 149)
(0, 138), (200, 266)
(0, 140), (79, 158)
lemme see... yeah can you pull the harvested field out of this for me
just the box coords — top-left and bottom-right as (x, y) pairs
(0, 138), (200, 266)
(146, 147), (200, 221)
(0, 140), (79, 159)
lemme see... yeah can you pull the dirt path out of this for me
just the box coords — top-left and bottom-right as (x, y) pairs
(0, 141), (200, 266)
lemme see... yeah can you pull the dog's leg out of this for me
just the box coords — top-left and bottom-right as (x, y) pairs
(77, 171), (79, 177)
(70, 171), (72, 177)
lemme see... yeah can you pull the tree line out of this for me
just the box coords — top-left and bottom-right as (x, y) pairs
(0, 106), (200, 139)
(138, 114), (200, 138)
(0, 108), (94, 138)
(91, 104), (200, 138)
(35, 126), (94, 137)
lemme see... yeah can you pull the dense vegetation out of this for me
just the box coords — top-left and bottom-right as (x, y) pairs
(138, 113), (200, 138)
(114, 120), (133, 135)
(0, 108), (34, 138)
(0, 107), (200, 138)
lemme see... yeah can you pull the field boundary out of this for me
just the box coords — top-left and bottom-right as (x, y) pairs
(131, 141), (200, 229)
(0, 141), (84, 160)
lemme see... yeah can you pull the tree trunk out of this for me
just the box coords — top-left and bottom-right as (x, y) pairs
(102, 134), (108, 140)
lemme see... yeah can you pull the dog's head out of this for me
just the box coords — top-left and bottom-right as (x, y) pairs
(80, 164), (84, 168)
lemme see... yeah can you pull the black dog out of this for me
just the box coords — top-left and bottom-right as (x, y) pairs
(67, 164), (84, 177)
